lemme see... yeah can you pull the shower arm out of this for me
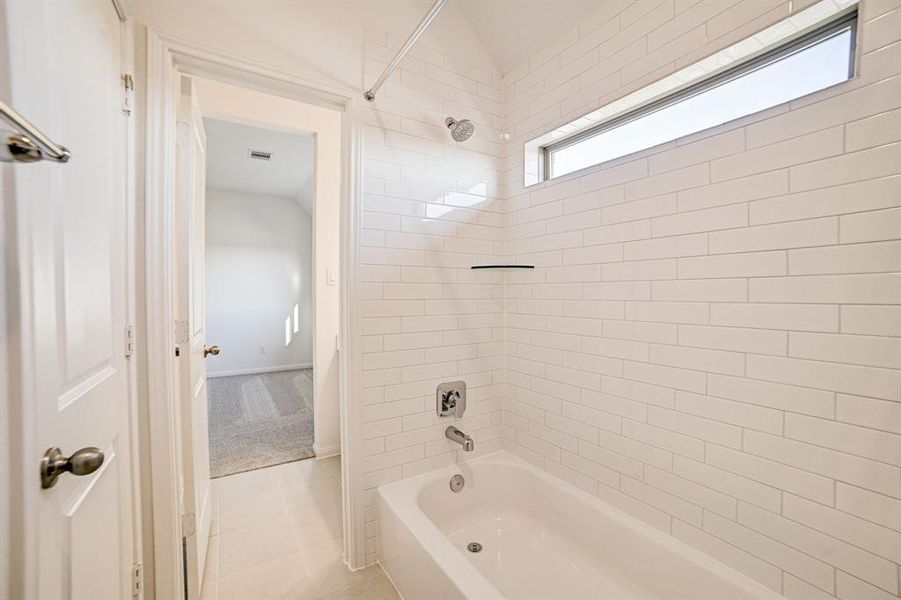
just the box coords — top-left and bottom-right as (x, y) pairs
(363, 0), (448, 102)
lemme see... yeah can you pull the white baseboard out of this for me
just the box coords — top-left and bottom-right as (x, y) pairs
(313, 442), (341, 458)
(207, 363), (313, 378)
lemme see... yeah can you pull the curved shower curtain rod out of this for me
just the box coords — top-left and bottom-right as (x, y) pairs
(363, 0), (448, 102)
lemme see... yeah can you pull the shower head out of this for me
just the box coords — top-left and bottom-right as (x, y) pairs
(445, 117), (475, 142)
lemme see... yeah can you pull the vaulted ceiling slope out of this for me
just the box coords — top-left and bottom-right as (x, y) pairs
(124, 0), (502, 87)
(457, 0), (603, 75)
(126, 0), (599, 82)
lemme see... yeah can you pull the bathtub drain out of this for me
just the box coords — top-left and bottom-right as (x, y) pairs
(467, 542), (483, 553)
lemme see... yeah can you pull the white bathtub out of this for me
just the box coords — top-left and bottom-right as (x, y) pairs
(378, 451), (782, 600)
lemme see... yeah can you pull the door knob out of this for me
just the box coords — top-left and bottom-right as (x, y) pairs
(203, 345), (220, 358)
(40, 446), (104, 489)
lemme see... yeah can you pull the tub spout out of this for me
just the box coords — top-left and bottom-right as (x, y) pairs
(445, 426), (474, 452)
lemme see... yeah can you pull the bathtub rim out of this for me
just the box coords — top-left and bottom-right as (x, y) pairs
(378, 461), (501, 600)
(377, 450), (783, 600)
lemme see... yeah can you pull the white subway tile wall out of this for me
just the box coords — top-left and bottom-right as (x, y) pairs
(498, 1), (901, 599)
(361, 1), (901, 597)
(360, 28), (507, 565)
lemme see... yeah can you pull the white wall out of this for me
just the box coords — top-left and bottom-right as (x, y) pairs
(205, 188), (313, 377)
(498, 2), (901, 599)
(192, 76), (344, 456)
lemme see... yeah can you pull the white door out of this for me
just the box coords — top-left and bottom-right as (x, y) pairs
(3, 1), (136, 599)
(175, 75), (213, 600)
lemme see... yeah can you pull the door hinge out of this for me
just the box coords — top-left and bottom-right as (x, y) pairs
(125, 324), (135, 357)
(122, 73), (134, 116)
(174, 319), (189, 344)
(181, 512), (196, 537)
(132, 562), (143, 597)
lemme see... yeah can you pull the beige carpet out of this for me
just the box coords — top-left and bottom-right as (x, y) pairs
(207, 368), (315, 478)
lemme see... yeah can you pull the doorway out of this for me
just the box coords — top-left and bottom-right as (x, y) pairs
(186, 76), (354, 598)
(203, 117), (317, 478)
(184, 76), (345, 597)
(144, 33), (365, 598)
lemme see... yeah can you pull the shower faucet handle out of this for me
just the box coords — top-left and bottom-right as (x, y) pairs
(436, 381), (467, 418)
(443, 389), (460, 409)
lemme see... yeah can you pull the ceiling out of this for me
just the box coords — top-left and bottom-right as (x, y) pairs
(204, 118), (315, 214)
(123, 0), (605, 81)
(456, 0), (603, 74)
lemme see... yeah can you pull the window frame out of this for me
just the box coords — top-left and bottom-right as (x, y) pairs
(542, 9), (858, 181)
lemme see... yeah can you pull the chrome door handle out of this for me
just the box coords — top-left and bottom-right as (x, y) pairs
(203, 345), (220, 358)
(40, 447), (104, 489)
(0, 101), (71, 163)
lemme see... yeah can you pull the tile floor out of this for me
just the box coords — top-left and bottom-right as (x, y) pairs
(201, 456), (399, 600)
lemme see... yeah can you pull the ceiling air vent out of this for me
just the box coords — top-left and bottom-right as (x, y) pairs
(248, 149), (272, 161)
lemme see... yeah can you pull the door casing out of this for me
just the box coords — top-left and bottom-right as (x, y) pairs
(140, 29), (365, 599)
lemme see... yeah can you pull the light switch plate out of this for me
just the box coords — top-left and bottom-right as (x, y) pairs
(327, 269), (338, 285)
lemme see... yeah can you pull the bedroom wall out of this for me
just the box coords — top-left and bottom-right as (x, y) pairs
(499, 1), (901, 598)
(205, 189), (313, 377)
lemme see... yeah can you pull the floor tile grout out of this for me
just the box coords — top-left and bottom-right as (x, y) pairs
(201, 456), (398, 600)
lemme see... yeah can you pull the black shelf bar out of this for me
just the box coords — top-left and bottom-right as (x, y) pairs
(470, 265), (535, 270)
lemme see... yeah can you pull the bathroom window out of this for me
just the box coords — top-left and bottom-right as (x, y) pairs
(529, 2), (857, 183)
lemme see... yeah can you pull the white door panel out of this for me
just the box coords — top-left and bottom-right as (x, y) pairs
(176, 75), (212, 600)
(4, 0), (134, 599)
